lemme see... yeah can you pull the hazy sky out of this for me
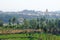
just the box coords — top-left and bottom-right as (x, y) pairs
(0, 0), (60, 12)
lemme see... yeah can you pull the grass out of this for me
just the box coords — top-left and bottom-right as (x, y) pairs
(0, 33), (60, 40)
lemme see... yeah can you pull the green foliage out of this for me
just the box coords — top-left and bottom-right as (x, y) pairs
(0, 33), (60, 40)
(1, 14), (60, 40)
(2, 16), (60, 34)
(0, 20), (3, 26)
(29, 19), (37, 29)
(23, 19), (30, 29)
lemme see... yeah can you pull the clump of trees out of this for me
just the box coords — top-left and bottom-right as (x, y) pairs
(0, 16), (60, 34)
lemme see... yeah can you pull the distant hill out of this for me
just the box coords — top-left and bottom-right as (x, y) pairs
(0, 10), (60, 23)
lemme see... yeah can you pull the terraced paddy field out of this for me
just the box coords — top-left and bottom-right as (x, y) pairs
(0, 33), (60, 40)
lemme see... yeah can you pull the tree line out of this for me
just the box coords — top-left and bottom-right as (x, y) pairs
(0, 16), (60, 34)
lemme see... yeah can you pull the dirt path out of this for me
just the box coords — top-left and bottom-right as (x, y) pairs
(0, 29), (43, 34)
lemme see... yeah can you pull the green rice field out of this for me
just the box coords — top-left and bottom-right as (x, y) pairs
(0, 33), (60, 40)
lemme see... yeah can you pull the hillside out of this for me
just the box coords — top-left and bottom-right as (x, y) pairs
(0, 10), (60, 23)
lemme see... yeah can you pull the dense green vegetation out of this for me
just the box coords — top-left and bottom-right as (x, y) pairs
(0, 33), (60, 40)
(0, 16), (60, 40)
(1, 17), (60, 34)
